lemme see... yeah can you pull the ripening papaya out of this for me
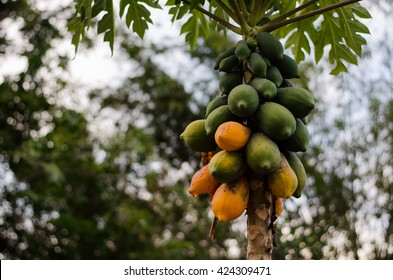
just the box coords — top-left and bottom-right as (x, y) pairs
(235, 39), (251, 61)
(205, 95), (228, 118)
(284, 151), (307, 198)
(228, 84), (259, 118)
(208, 150), (247, 183)
(246, 133), (281, 175)
(205, 105), (239, 136)
(256, 102), (296, 141)
(214, 46), (235, 70)
(188, 165), (220, 197)
(249, 77), (277, 101)
(180, 119), (217, 152)
(247, 52), (267, 77)
(215, 121), (251, 151)
(274, 87), (315, 118)
(267, 153), (298, 198)
(274, 54), (300, 79)
(266, 65), (283, 87)
(211, 176), (249, 221)
(279, 118), (310, 152)
(255, 32), (284, 61)
(219, 55), (240, 72)
(219, 71), (244, 95)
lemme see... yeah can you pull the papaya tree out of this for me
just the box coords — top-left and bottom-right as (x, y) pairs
(68, 0), (371, 260)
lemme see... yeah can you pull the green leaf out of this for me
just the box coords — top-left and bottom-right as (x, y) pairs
(97, 0), (115, 54)
(180, 10), (209, 51)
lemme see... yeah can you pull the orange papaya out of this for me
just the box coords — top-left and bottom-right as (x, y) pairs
(189, 165), (220, 197)
(215, 121), (251, 151)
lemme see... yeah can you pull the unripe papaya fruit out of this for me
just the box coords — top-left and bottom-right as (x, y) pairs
(274, 54), (300, 79)
(228, 84), (259, 117)
(189, 165), (220, 197)
(208, 150), (247, 183)
(214, 46), (235, 70)
(205, 95), (228, 118)
(246, 38), (258, 50)
(255, 32), (284, 61)
(256, 102), (296, 141)
(274, 87), (315, 118)
(249, 77), (277, 101)
(180, 119), (217, 152)
(235, 39), (251, 61)
(280, 79), (293, 88)
(219, 55), (240, 72)
(283, 151), (307, 198)
(247, 52), (267, 77)
(279, 119), (310, 152)
(246, 133), (281, 175)
(211, 176), (249, 222)
(215, 121), (251, 151)
(205, 105), (239, 136)
(219, 71), (243, 95)
(268, 153), (298, 198)
(266, 65), (283, 87)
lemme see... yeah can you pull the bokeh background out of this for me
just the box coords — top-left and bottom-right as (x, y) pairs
(1, 0), (392, 259)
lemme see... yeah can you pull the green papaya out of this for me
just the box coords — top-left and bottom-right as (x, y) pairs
(256, 102), (296, 141)
(235, 40), (251, 61)
(279, 119), (310, 152)
(280, 79), (293, 88)
(274, 87), (315, 118)
(219, 55), (240, 72)
(255, 32), (284, 61)
(205, 105), (239, 136)
(208, 150), (247, 183)
(228, 84), (259, 118)
(266, 65), (283, 87)
(249, 78), (277, 101)
(246, 38), (258, 50)
(284, 151), (307, 198)
(214, 46), (235, 70)
(180, 119), (217, 152)
(247, 52), (267, 77)
(274, 54), (300, 79)
(205, 95), (228, 118)
(219, 71), (243, 94)
(246, 133), (281, 175)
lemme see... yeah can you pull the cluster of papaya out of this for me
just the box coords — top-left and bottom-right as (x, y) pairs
(180, 32), (315, 223)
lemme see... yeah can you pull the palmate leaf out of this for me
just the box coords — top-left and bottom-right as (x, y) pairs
(180, 9), (209, 51)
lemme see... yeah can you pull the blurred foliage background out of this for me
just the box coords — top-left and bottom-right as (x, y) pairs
(0, 0), (392, 259)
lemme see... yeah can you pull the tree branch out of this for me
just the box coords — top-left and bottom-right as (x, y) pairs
(229, 0), (250, 35)
(259, 0), (362, 33)
(182, 0), (242, 34)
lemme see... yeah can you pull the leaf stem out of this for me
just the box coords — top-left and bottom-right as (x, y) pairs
(238, 0), (250, 21)
(213, 0), (239, 24)
(259, 0), (362, 33)
(229, 0), (250, 35)
(267, 0), (319, 26)
(182, 0), (242, 34)
(249, 0), (264, 27)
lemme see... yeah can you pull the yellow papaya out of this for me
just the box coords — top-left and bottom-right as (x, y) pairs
(267, 154), (298, 198)
(208, 150), (247, 183)
(284, 151), (307, 198)
(214, 121), (251, 151)
(189, 165), (220, 197)
(211, 176), (249, 222)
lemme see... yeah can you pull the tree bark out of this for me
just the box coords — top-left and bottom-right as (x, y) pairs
(247, 177), (274, 260)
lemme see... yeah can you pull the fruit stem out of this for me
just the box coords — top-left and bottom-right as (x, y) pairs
(209, 217), (218, 240)
(182, 0), (242, 35)
(257, 0), (362, 33)
(229, 0), (251, 36)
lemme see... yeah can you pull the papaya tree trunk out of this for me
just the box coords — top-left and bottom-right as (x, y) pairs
(247, 177), (273, 260)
